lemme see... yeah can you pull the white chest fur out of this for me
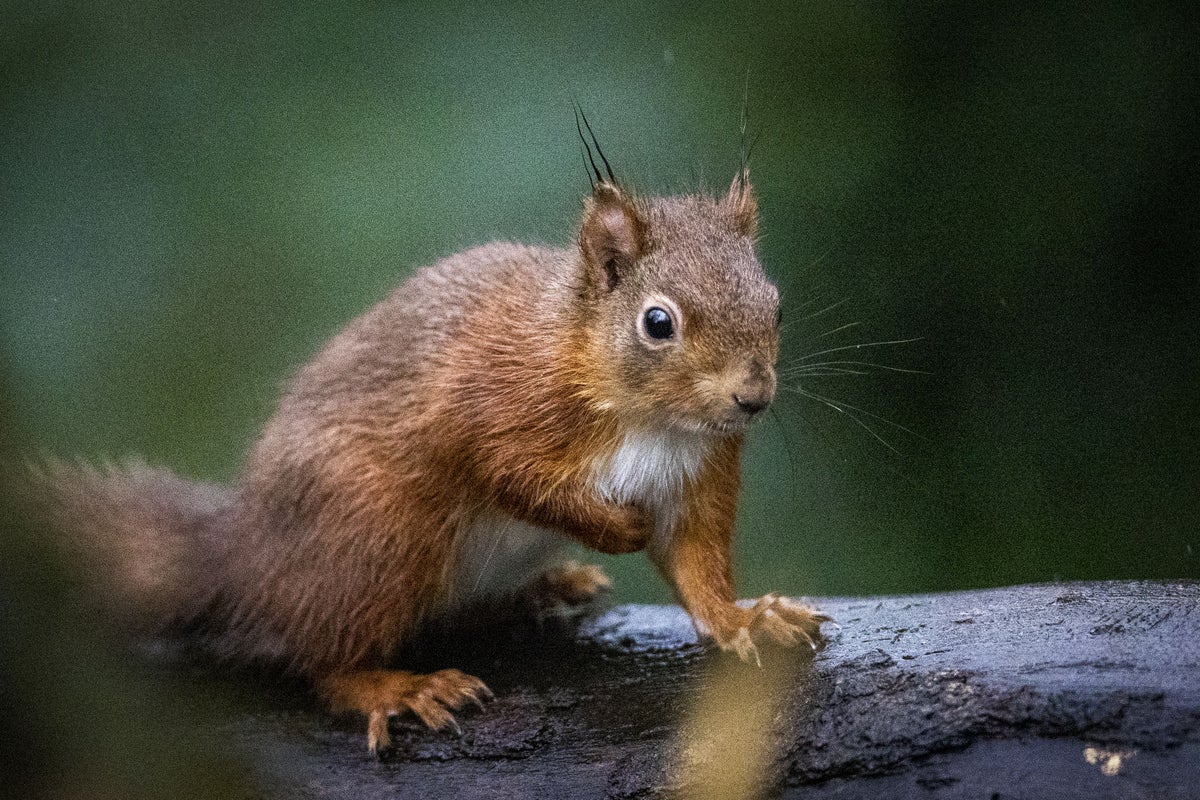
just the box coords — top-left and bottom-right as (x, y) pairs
(448, 429), (712, 609)
(591, 429), (712, 539)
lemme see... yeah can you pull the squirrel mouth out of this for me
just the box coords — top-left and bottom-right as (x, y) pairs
(681, 416), (753, 436)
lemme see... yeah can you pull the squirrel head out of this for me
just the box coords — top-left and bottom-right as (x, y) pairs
(576, 175), (779, 436)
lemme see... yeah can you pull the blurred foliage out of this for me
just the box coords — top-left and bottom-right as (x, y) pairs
(3, 0), (1197, 615)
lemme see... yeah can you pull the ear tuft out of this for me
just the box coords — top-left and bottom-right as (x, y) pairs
(579, 183), (645, 293)
(726, 171), (758, 238)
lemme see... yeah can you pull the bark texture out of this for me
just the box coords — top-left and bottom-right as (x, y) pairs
(220, 581), (1200, 799)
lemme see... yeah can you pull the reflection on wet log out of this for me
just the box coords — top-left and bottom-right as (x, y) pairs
(225, 581), (1199, 799)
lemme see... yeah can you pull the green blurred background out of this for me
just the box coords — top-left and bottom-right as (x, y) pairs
(4, 0), (1198, 607)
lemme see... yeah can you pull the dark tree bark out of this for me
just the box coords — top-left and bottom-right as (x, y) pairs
(221, 581), (1200, 799)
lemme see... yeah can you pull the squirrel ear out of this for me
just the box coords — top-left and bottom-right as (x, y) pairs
(725, 170), (758, 238)
(579, 183), (645, 293)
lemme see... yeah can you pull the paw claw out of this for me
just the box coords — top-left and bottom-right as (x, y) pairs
(723, 626), (762, 667)
(711, 595), (830, 659)
(322, 668), (492, 752)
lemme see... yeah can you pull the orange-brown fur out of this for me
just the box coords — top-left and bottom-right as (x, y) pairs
(27, 173), (827, 752)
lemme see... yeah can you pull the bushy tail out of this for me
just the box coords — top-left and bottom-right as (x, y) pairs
(18, 458), (234, 630)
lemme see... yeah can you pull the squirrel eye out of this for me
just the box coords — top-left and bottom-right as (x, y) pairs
(643, 307), (674, 340)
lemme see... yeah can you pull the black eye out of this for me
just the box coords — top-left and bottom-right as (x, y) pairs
(643, 307), (674, 340)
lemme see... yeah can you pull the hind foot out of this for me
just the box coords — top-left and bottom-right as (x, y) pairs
(526, 559), (612, 609)
(319, 668), (493, 753)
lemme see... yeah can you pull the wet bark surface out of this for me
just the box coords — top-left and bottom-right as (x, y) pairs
(217, 581), (1200, 799)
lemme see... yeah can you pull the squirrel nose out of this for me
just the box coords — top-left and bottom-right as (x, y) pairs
(733, 392), (771, 416)
(730, 359), (776, 417)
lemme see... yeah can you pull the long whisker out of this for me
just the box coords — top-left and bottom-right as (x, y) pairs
(784, 389), (940, 501)
(783, 360), (930, 376)
(782, 371), (868, 381)
(815, 321), (862, 339)
(471, 499), (505, 596)
(800, 297), (849, 321)
(793, 337), (923, 363)
(767, 406), (802, 505)
(781, 401), (842, 456)
(781, 385), (924, 441)
(799, 243), (838, 276)
(790, 285), (832, 312)
(780, 387), (901, 454)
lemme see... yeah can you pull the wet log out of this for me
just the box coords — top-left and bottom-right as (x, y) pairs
(223, 581), (1200, 799)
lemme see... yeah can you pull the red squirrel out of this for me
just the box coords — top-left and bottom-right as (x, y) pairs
(30, 129), (829, 752)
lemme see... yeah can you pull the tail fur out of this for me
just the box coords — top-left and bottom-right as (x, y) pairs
(18, 458), (233, 631)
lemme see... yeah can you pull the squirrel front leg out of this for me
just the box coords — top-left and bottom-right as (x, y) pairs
(651, 438), (829, 664)
(488, 471), (652, 555)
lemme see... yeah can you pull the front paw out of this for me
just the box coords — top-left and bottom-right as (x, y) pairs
(712, 594), (832, 666)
